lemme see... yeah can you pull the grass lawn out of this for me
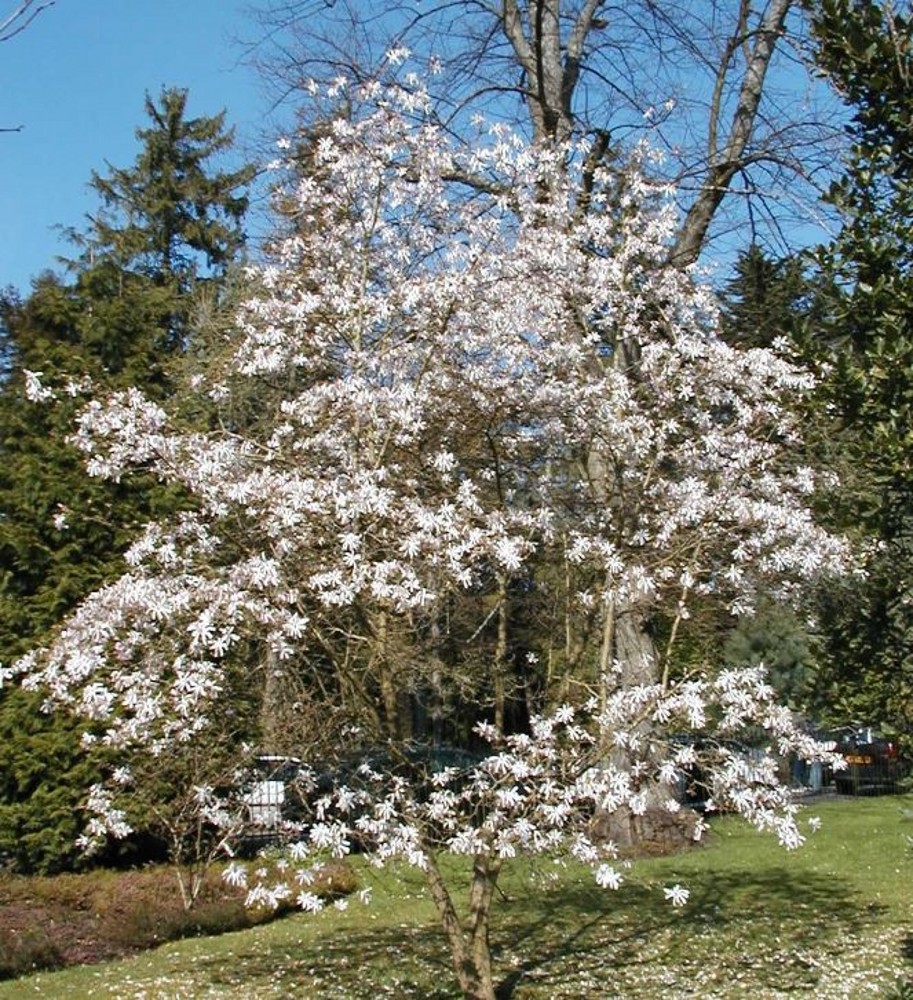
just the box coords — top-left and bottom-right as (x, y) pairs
(3, 795), (912, 998)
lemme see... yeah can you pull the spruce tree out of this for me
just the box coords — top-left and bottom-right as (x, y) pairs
(0, 90), (253, 873)
(719, 244), (821, 349)
(84, 87), (251, 285)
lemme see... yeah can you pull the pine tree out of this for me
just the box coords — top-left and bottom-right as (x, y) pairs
(0, 90), (253, 873)
(83, 88), (249, 277)
(718, 244), (821, 349)
(67, 86), (254, 383)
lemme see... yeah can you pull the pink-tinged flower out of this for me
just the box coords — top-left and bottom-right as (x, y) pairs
(223, 862), (247, 889)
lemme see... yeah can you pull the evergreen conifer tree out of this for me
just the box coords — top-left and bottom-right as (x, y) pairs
(0, 89), (253, 872)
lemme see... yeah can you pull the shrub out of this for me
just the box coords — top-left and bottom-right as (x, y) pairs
(0, 915), (64, 979)
(0, 861), (357, 980)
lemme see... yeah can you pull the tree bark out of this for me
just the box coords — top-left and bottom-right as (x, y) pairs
(613, 608), (656, 688)
(500, 0), (606, 143)
(468, 853), (502, 997)
(424, 851), (500, 1000)
(264, 0), (814, 267)
(671, 0), (793, 267)
(494, 574), (510, 731)
(259, 646), (284, 749)
(372, 611), (402, 739)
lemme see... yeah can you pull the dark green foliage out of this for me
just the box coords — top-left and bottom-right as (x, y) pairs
(718, 244), (821, 349)
(63, 86), (254, 388)
(0, 688), (95, 874)
(809, 480), (913, 730)
(809, 0), (913, 185)
(0, 287), (157, 874)
(796, 0), (913, 729)
(83, 88), (251, 281)
(72, 87), (251, 315)
(723, 600), (816, 710)
(804, 0), (913, 483)
(0, 90), (253, 874)
(0, 282), (164, 648)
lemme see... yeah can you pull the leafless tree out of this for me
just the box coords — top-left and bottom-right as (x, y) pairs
(246, 0), (846, 266)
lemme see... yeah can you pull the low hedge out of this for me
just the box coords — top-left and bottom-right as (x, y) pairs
(0, 860), (356, 980)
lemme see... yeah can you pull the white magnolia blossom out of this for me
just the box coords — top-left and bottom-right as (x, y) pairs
(231, 679), (841, 912)
(76, 784), (132, 849)
(22, 369), (54, 403)
(13, 88), (848, 741)
(664, 884), (690, 907)
(9, 78), (851, 974)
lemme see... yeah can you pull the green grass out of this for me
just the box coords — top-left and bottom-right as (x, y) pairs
(4, 796), (913, 998)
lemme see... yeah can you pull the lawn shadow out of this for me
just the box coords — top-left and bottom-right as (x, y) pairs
(901, 931), (913, 964)
(491, 865), (891, 998)
(190, 918), (462, 998)
(182, 863), (908, 998)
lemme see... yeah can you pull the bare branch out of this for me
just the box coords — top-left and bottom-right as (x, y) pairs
(1, 1), (56, 130)
(0, 0), (54, 43)
(500, 0), (534, 75)
(672, 0), (792, 267)
(249, 1), (847, 262)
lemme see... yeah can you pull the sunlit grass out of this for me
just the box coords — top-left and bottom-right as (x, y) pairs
(4, 795), (912, 998)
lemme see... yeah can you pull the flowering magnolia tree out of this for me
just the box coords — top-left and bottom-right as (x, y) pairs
(227, 676), (834, 999)
(8, 75), (848, 999)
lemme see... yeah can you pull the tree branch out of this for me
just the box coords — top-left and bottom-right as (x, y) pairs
(0, 0), (54, 43)
(672, 0), (792, 268)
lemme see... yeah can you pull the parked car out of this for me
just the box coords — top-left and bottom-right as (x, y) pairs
(238, 755), (308, 851)
(832, 728), (910, 795)
(671, 737), (769, 811)
(238, 745), (482, 853)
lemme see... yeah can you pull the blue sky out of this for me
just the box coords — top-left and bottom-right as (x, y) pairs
(0, 2), (845, 296)
(0, 0), (271, 294)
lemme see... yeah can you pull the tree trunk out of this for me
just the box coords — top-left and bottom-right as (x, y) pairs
(613, 608), (656, 688)
(259, 646), (284, 749)
(371, 611), (403, 739)
(500, 0), (605, 143)
(468, 854), (502, 995)
(494, 574), (510, 732)
(424, 851), (500, 1000)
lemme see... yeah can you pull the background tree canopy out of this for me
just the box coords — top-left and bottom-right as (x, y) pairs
(3, 1), (913, 882)
(0, 88), (253, 873)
